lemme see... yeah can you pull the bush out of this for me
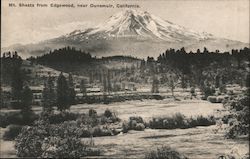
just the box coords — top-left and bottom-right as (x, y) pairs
(92, 126), (113, 137)
(0, 111), (38, 128)
(149, 113), (215, 129)
(104, 109), (112, 118)
(78, 126), (91, 137)
(3, 125), (23, 140)
(190, 115), (216, 127)
(223, 94), (249, 138)
(149, 113), (186, 129)
(122, 121), (129, 133)
(217, 96), (225, 103)
(100, 109), (120, 124)
(207, 96), (225, 103)
(135, 123), (145, 131)
(145, 146), (188, 159)
(41, 111), (79, 124)
(15, 120), (100, 158)
(201, 86), (215, 99)
(89, 109), (97, 117)
(129, 116), (144, 124)
(124, 116), (146, 131)
(207, 96), (217, 103)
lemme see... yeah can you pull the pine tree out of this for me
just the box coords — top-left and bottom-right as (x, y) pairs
(151, 77), (159, 93)
(21, 86), (33, 112)
(42, 76), (55, 111)
(215, 75), (220, 88)
(56, 73), (70, 111)
(103, 72), (107, 93)
(80, 79), (87, 96)
(11, 63), (24, 107)
(68, 73), (76, 105)
(107, 70), (112, 93)
(167, 75), (177, 98)
(181, 75), (187, 89)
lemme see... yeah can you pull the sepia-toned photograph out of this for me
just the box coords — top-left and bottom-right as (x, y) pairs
(1, 0), (249, 158)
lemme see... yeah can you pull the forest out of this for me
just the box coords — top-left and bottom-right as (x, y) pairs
(0, 46), (249, 158)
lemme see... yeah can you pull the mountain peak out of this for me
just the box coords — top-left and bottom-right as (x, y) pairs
(67, 9), (213, 42)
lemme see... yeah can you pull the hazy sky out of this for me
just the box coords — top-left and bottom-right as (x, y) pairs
(1, 0), (249, 47)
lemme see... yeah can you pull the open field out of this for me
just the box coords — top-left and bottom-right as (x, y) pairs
(68, 99), (223, 121)
(89, 126), (248, 158)
(1, 99), (248, 158)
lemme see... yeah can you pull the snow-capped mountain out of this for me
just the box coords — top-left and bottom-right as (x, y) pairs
(2, 10), (248, 58)
(66, 10), (212, 42)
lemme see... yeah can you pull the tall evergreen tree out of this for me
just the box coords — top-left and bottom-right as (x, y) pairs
(56, 73), (70, 111)
(181, 74), (187, 89)
(80, 79), (87, 96)
(107, 70), (112, 93)
(11, 63), (24, 107)
(167, 75), (178, 98)
(21, 86), (33, 112)
(151, 77), (159, 93)
(42, 76), (56, 111)
(68, 73), (76, 105)
(103, 72), (107, 93)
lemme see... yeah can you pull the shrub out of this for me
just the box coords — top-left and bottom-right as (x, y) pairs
(145, 146), (188, 159)
(89, 109), (97, 117)
(201, 86), (215, 99)
(0, 111), (38, 128)
(207, 96), (217, 103)
(104, 109), (112, 118)
(193, 115), (216, 127)
(15, 120), (100, 158)
(149, 113), (186, 129)
(223, 94), (249, 138)
(78, 126), (91, 137)
(217, 96), (225, 103)
(15, 121), (48, 157)
(92, 126), (113, 137)
(3, 125), (23, 141)
(129, 116), (144, 124)
(41, 111), (79, 124)
(207, 96), (225, 103)
(125, 116), (146, 131)
(121, 116), (146, 132)
(77, 113), (99, 127)
(135, 123), (145, 131)
(122, 121), (129, 133)
(100, 109), (120, 124)
(217, 154), (235, 159)
(149, 113), (215, 129)
(0, 113), (11, 127)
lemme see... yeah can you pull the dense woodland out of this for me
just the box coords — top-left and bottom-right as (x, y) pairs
(28, 47), (93, 64)
(2, 47), (250, 92)
(155, 47), (250, 91)
(1, 47), (249, 158)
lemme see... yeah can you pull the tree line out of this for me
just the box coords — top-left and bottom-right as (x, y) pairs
(27, 46), (94, 67)
(155, 47), (249, 92)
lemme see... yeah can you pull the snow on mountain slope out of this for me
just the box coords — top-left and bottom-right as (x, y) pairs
(66, 10), (213, 42)
(2, 9), (248, 58)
